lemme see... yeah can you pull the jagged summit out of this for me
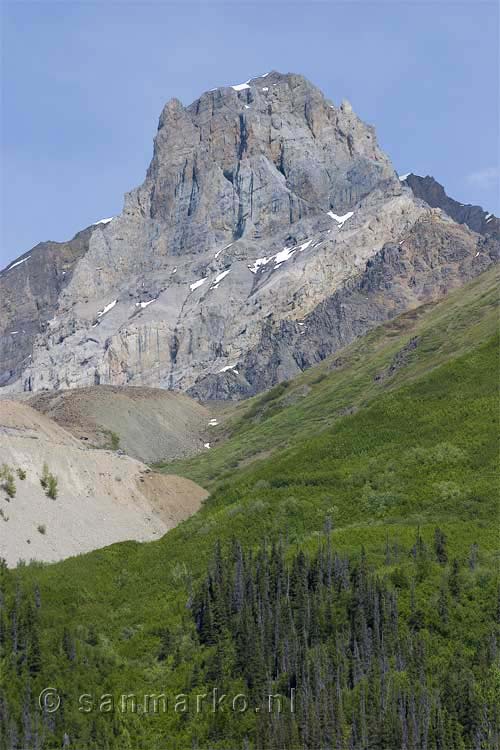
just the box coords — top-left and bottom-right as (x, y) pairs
(196, 70), (321, 100)
(400, 173), (499, 236)
(141, 67), (396, 250)
(0, 73), (498, 396)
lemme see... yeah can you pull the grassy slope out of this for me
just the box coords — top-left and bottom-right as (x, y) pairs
(157, 265), (499, 489)
(4, 266), (499, 747)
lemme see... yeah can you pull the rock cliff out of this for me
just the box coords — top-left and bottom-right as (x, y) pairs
(1, 72), (498, 398)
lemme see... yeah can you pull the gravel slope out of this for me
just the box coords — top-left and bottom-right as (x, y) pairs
(27, 385), (211, 463)
(0, 400), (208, 566)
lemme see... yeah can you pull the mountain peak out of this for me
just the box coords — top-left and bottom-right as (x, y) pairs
(147, 71), (396, 233)
(1, 73), (497, 397)
(186, 70), (334, 115)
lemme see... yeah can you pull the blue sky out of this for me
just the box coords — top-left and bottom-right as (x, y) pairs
(1, 0), (498, 268)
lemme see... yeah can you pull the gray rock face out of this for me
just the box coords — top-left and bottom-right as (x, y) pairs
(0, 227), (93, 387)
(403, 173), (499, 237)
(189, 211), (498, 399)
(0, 72), (498, 399)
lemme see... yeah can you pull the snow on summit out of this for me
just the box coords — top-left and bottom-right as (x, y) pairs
(231, 81), (250, 91)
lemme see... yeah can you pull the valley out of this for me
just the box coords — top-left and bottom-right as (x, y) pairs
(0, 68), (498, 750)
(1, 266), (498, 748)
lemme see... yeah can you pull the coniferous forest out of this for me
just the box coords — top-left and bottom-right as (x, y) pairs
(1, 526), (499, 749)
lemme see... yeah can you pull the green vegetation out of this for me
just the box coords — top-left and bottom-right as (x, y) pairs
(0, 464), (16, 499)
(0, 268), (498, 749)
(46, 474), (58, 500)
(40, 462), (58, 499)
(103, 429), (121, 451)
(190, 536), (498, 748)
(39, 462), (49, 490)
(16, 467), (27, 481)
(37, 523), (46, 535)
(156, 266), (498, 489)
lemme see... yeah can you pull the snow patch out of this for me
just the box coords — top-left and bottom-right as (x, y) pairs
(262, 87), (269, 92)
(8, 256), (30, 270)
(204, 443), (211, 449)
(248, 257), (270, 274)
(189, 277), (207, 292)
(328, 211), (354, 228)
(9, 331), (18, 335)
(399, 173), (410, 182)
(94, 217), (114, 225)
(274, 246), (296, 266)
(298, 239), (313, 252)
(215, 242), (233, 259)
(249, 238), (313, 273)
(232, 81), (250, 91)
(211, 269), (231, 288)
(219, 364), (239, 374)
(208, 418), (219, 427)
(135, 298), (156, 309)
(97, 299), (117, 318)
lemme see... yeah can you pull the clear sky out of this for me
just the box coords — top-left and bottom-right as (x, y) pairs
(1, 0), (498, 268)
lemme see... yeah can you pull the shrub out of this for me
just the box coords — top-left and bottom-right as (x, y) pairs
(311, 371), (327, 385)
(435, 481), (462, 503)
(46, 474), (58, 500)
(40, 463), (49, 490)
(245, 381), (290, 420)
(0, 465), (16, 498)
(253, 479), (271, 491)
(40, 463), (58, 499)
(37, 524), (46, 535)
(103, 430), (120, 450)
(16, 468), (27, 480)
(110, 432), (120, 451)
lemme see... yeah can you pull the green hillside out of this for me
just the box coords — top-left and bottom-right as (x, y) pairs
(1, 267), (499, 750)
(157, 266), (499, 489)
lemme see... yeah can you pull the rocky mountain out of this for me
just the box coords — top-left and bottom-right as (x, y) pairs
(1, 71), (498, 399)
(401, 172), (500, 237)
(0, 226), (95, 387)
